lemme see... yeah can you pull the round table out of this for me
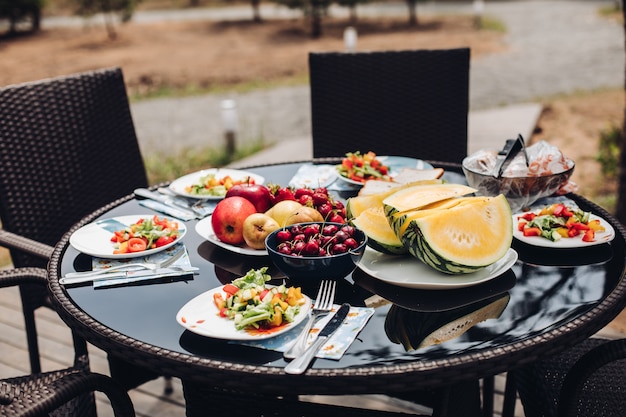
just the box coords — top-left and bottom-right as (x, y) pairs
(48, 160), (626, 415)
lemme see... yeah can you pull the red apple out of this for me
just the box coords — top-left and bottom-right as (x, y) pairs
(211, 196), (257, 245)
(224, 184), (273, 213)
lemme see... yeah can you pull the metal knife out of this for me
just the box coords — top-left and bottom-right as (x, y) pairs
(284, 303), (350, 375)
(134, 188), (200, 219)
(60, 266), (199, 285)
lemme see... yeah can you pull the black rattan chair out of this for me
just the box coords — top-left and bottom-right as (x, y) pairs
(309, 48), (470, 163)
(0, 67), (165, 391)
(511, 337), (626, 417)
(0, 268), (135, 417)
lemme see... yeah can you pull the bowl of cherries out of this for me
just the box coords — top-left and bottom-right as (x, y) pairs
(265, 222), (367, 281)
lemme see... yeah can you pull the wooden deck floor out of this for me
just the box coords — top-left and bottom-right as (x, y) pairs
(3, 281), (623, 416)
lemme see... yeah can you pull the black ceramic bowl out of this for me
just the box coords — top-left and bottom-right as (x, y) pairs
(265, 222), (367, 281)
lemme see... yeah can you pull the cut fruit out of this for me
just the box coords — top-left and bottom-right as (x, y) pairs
(351, 207), (407, 255)
(398, 194), (513, 274)
(382, 183), (476, 219)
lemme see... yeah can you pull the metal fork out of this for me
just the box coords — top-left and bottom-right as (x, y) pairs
(284, 280), (336, 359)
(61, 247), (185, 282)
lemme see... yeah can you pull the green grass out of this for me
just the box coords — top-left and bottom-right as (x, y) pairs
(130, 73), (309, 102)
(144, 138), (267, 185)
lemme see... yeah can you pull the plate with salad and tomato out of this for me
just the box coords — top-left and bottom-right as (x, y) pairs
(176, 268), (311, 340)
(335, 152), (433, 186)
(169, 168), (265, 200)
(513, 203), (615, 248)
(69, 215), (186, 258)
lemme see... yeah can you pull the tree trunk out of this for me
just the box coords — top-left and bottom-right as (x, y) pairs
(251, 0), (262, 22)
(615, 3), (626, 225)
(408, 1), (418, 26)
(349, 6), (357, 23)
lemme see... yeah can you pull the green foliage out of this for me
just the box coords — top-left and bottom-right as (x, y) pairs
(72, 0), (141, 20)
(596, 123), (622, 179)
(0, 0), (44, 32)
(145, 139), (266, 185)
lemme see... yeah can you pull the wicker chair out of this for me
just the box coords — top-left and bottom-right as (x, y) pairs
(511, 337), (626, 417)
(309, 48), (470, 163)
(0, 67), (165, 391)
(0, 268), (135, 417)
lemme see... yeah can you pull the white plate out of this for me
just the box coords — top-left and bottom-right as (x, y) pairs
(357, 247), (518, 289)
(176, 286), (312, 340)
(195, 216), (267, 256)
(69, 215), (187, 259)
(512, 212), (616, 248)
(169, 168), (265, 200)
(335, 156), (434, 186)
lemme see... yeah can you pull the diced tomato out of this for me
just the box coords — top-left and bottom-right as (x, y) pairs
(259, 289), (269, 301)
(568, 227), (580, 237)
(379, 166), (389, 175)
(582, 229), (595, 242)
(213, 292), (225, 309)
(155, 236), (175, 247)
(520, 212), (537, 221)
(523, 227), (542, 237)
(222, 284), (239, 296)
(569, 222), (590, 231)
(517, 221), (528, 231)
(218, 307), (229, 318)
(127, 238), (147, 253)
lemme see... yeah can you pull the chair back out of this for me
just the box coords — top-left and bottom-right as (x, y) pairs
(309, 48), (470, 163)
(0, 67), (148, 268)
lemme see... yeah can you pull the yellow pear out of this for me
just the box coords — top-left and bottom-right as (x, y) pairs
(265, 200), (302, 227)
(284, 206), (324, 226)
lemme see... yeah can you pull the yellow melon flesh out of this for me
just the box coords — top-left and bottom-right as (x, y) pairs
(352, 207), (407, 255)
(382, 183), (477, 216)
(409, 195), (512, 267)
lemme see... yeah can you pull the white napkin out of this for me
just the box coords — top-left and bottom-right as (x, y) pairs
(234, 304), (374, 360)
(91, 245), (195, 288)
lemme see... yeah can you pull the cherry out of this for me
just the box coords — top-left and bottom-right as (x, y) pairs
(334, 230), (349, 243)
(322, 224), (339, 236)
(344, 237), (358, 250)
(303, 240), (320, 256)
(293, 241), (306, 253)
(331, 243), (348, 254)
(276, 230), (292, 243)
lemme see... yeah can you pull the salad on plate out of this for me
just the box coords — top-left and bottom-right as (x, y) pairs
(336, 151), (390, 184)
(515, 203), (606, 243)
(211, 268), (306, 331)
(110, 215), (181, 254)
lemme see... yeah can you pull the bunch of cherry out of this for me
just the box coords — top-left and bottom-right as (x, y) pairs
(274, 223), (362, 257)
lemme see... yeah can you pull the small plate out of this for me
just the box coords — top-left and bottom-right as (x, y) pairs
(195, 216), (267, 256)
(335, 156), (434, 186)
(176, 285), (312, 340)
(169, 168), (265, 200)
(69, 215), (187, 259)
(357, 247), (518, 289)
(512, 212), (616, 248)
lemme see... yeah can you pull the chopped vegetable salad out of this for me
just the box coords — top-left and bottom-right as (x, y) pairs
(110, 215), (180, 254)
(185, 173), (255, 197)
(212, 268), (305, 331)
(516, 203), (605, 242)
(337, 151), (390, 183)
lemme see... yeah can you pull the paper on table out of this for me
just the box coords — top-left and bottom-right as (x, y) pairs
(91, 244), (195, 288)
(234, 304), (374, 360)
(288, 164), (338, 189)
